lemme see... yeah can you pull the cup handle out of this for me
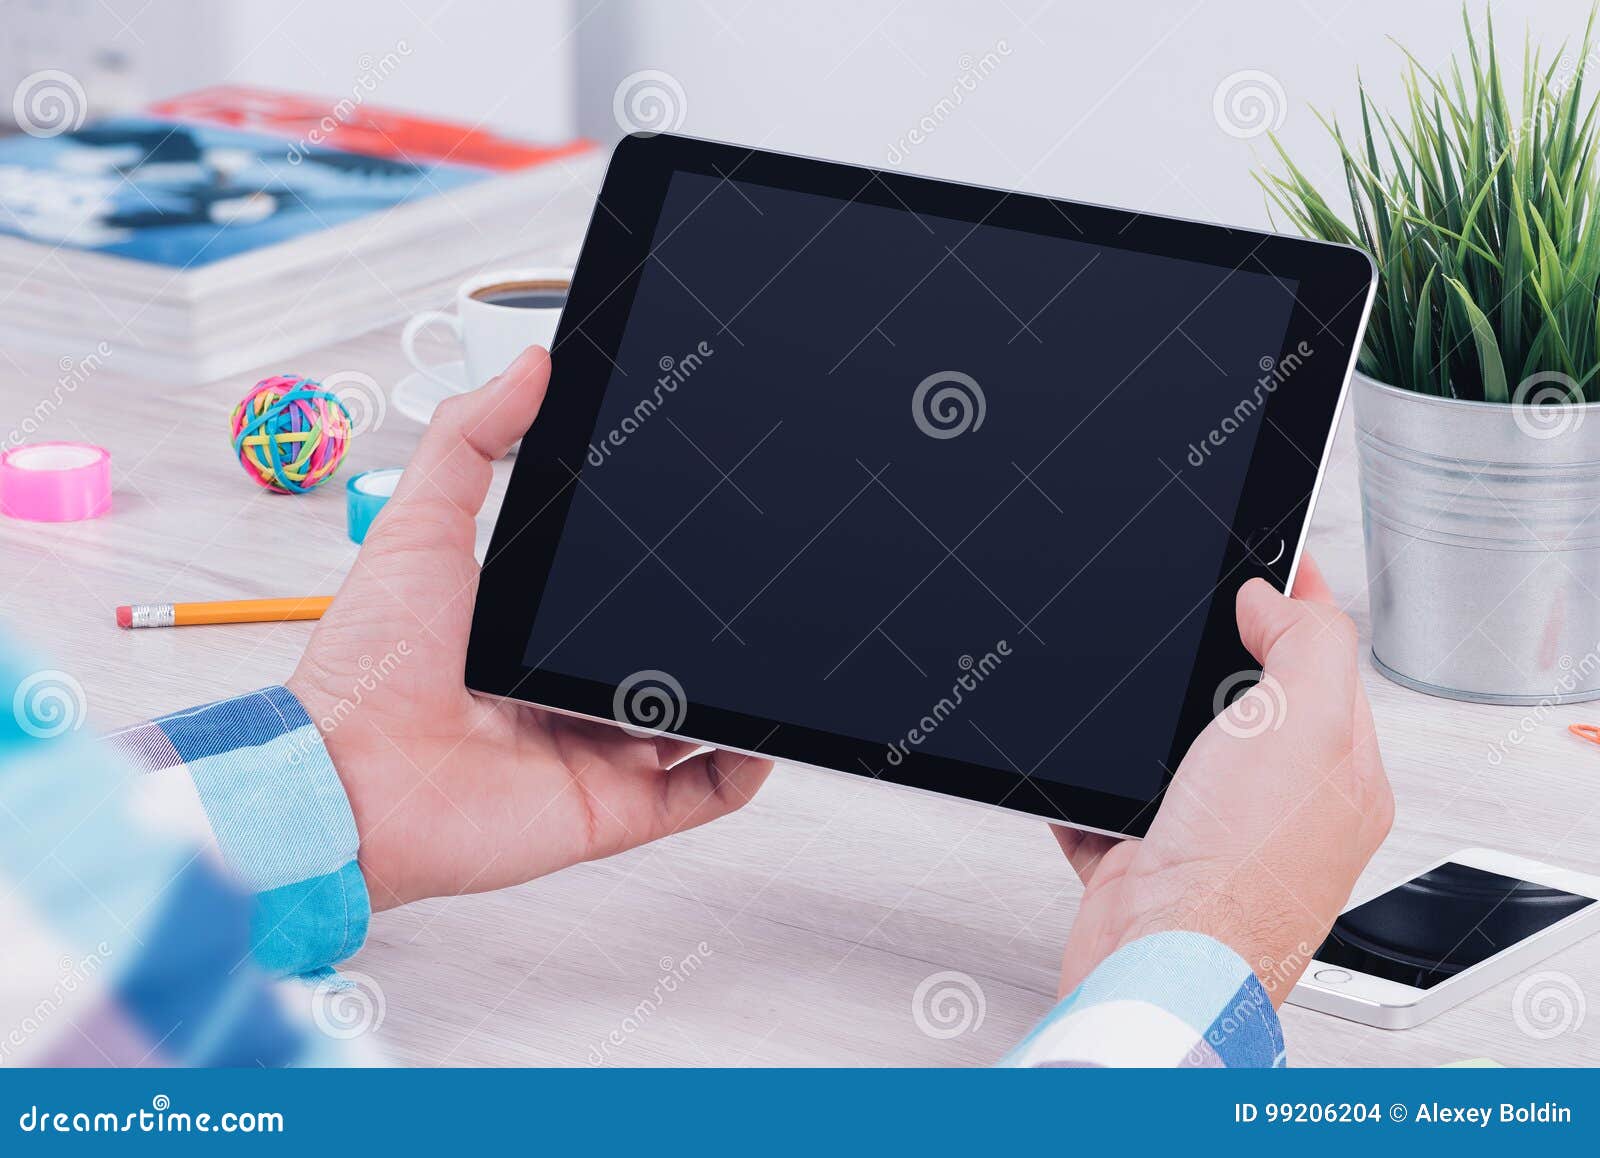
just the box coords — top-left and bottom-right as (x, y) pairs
(401, 309), (465, 391)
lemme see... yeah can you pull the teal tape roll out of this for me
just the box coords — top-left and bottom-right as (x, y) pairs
(346, 467), (402, 544)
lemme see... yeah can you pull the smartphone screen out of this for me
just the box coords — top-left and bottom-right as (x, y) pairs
(1314, 862), (1596, 989)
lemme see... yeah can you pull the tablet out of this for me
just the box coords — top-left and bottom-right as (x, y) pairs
(466, 133), (1375, 838)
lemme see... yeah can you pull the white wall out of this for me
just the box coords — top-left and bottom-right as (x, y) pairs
(219, 0), (575, 141)
(2, 0), (576, 142)
(576, 0), (1600, 231)
(11, 0), (1600, 227)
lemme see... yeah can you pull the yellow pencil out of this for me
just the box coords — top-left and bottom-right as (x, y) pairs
(116, 596), (334, 628)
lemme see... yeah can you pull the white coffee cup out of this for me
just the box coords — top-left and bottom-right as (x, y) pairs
(401, 267), (571, 392)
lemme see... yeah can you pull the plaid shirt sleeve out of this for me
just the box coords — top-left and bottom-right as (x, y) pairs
(0, 642), (370, 1066)
(1000, 930), (1286, 1067)
(106, 686), (370, 978)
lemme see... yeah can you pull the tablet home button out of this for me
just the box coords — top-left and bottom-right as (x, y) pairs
(1244, 528), (1286, 567)
(1314, 968), (1352, 985)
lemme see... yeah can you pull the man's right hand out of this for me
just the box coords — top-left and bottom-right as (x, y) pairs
(1053, 556), (1394, 1004)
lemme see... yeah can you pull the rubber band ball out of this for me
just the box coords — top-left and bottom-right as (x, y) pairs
(229, 374), (353, 494)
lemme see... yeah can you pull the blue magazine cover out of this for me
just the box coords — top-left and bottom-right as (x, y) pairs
(0, 115), (489, 269)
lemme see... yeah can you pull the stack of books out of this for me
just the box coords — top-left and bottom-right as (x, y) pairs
(0, 86), (594, 382)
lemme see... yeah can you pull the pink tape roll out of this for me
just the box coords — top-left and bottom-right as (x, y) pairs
(0, 442), (112, 522)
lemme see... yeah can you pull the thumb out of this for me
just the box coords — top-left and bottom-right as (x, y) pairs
(1289, 551), (1335, 605)
(1235, 577), (1358, 690)
(386, 345), (550, 522)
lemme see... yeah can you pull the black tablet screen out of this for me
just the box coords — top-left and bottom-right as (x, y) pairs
(523, 169), (1301, 804)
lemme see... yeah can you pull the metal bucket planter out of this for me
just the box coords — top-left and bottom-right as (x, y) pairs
(1353, 372), (1600, 704)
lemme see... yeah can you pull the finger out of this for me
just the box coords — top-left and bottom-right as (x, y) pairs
(654, 736), (702, 768)
(387, 345), (551, 522)
(656, 748), (773, 834)
(1350, 680), (1395, 845)
(547, 715), (698, 774)
(1051, 824), (1119, 882)
(1290, 552), (1335, 605)
(1234, 578), (1359, 725)
(1237, 578), (1355, 669)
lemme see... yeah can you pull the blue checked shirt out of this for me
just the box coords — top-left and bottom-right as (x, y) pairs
(0, 641), (1281, 1067)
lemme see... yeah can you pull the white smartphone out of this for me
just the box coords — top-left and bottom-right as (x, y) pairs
(1288, 848), (1600, 1029)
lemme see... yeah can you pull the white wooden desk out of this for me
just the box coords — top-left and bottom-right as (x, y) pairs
(2, 203), (1598, 1067)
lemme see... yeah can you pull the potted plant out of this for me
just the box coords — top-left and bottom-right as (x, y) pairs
(1261, 7), (1600, 704)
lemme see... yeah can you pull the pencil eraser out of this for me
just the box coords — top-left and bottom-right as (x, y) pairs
(115, 605), (131, 628)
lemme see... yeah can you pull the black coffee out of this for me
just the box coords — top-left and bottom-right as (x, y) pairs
(472, 281), (568, 309)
